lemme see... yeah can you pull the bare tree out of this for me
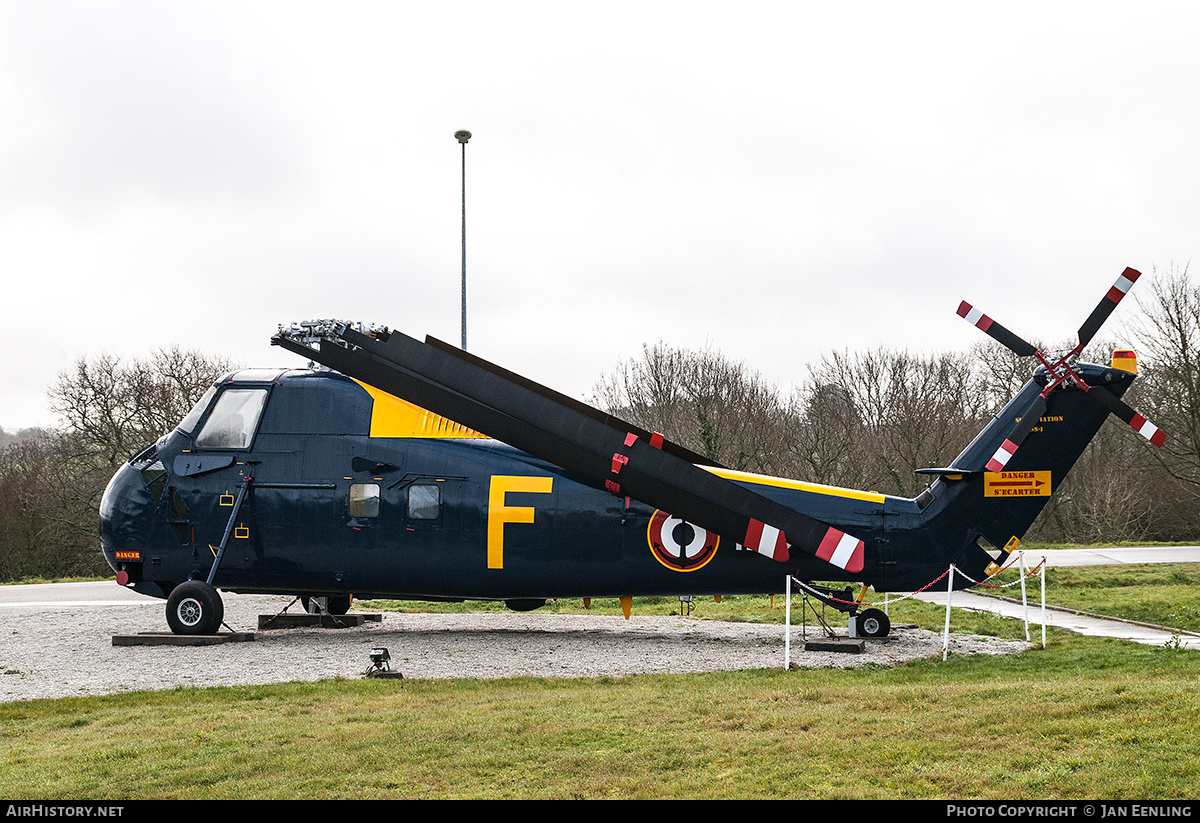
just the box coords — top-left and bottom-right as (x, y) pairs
(783, 381), (864, 489)
(0, 347), (238, 581)
(0, 431), (101, 578)
(1129, 263), (1200, 493)
(592, 342), (785, 471)
(48, 346), (237, 469)
(783, 348), (991, 496)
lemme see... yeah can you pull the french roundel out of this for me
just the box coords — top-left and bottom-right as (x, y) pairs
(646, 510), (719, 572)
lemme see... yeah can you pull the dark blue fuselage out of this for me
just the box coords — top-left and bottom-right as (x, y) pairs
(99, 361), (1134, 606)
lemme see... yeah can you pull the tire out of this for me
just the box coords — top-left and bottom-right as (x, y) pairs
(858, 608), (891, 638)
(166, 581), (224, 635)
(301, 595), (351, 615)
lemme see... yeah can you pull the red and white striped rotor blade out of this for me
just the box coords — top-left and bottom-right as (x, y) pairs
(743, 520), (865, 573)
(1078, 267), (1141, 347)
(1084, 382), (1166, 448)
(957, 301), (1040, 358)
(984, 395), (1047, 473)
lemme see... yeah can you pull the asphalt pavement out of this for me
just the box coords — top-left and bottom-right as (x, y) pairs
(1031, 546), (1200, 567)
(3, 546), (1198, 650)
(912, 545), (1200, 650)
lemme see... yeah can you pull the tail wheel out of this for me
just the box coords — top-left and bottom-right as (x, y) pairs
(858, 608), (891, 638)
(166, 581), (224, 635)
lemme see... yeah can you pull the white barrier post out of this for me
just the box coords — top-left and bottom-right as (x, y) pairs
(1019, 552), (1031, 642)
(1040, 562), (1047, 649)
(943, 565), (955, 661)
(784, 575), (792, 669)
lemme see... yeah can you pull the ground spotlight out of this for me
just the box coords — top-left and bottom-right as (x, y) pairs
(365, 647), (392, 677)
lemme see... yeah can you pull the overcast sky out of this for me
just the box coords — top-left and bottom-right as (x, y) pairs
(1, 2), (1197, 432)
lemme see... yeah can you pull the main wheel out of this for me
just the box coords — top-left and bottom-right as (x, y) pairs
(505, 598), (546, 612)
(857, 607), (891, 638)
(301, 595), (351, 615)
(166, 581), (224, 635)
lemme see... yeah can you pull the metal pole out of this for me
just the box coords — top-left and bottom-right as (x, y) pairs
(943, 565), (955, 661)
(1040, 562), (1047, 649)
(784, 575), (792, 670)
(454, 130), (472, 350)
(1019, 552), (1030, 641)
(207, 477), (252, 586)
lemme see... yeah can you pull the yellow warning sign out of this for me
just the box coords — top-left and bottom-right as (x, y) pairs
(984, 471), (1052, 497)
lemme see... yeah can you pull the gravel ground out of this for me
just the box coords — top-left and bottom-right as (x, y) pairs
(0, 591), (1031, 702)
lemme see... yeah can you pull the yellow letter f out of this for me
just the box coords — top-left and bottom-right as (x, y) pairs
(487, 476), (553, 569)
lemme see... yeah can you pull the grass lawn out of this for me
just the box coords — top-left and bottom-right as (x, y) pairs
(2, 560), (1199, 799)
(1, 634), (1196, 799)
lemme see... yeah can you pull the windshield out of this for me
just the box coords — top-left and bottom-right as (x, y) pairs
(194, 388), (269, 449)
(176, 385), (218, 436)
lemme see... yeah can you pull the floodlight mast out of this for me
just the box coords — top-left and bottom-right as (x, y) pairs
(455, 129), (472, 351)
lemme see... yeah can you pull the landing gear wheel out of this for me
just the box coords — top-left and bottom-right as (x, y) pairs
(166, 581), (224, 635)
(857, 608), (891, 638)
(301, 595), (351, 615)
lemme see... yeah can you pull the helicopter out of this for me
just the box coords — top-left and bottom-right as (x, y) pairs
(99, 268), (1163, 637)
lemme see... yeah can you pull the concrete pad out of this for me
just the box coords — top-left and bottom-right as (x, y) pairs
(112, 632), (255, 646)
(803, 637), (866, 653)
(257, 613), (382, 629)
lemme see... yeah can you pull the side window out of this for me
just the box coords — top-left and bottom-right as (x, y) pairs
(349, 484), (381, 518)
(194, 389), (268, 449)
(407, 484), (441, 520)
(140, 460), (168, 502)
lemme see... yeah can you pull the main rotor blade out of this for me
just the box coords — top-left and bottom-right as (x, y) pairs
(957, 302), (1040, 358)
(985, 394), (1047, 472)
(1082, 381), (1166, 447)
(1078, 267), (1142, 348)
(274, 325), (866, 572)
(423, 335), (724, 469)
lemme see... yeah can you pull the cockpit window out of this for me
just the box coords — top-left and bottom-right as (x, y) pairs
(194, 388), (268, 449)
(177, 385), (218, 436)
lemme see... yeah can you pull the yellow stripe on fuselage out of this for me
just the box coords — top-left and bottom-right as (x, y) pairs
(703, 466), (887, 503)
(354, 380), (488, 439)
(352, 377), (886, 499)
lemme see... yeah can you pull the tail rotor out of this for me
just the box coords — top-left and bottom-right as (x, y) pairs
(960, 267), (1166, 468)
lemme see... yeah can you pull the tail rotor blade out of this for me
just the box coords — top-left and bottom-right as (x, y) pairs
(1084, 382), (1166, 448)
(1078, 267), (1142, 348)
(985, 394), (1047, 472)
(957, 301), (1040, 358)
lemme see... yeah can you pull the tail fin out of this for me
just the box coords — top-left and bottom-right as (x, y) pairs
(936, 269), (1165, 582)
(909, 353), (1142, 589)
